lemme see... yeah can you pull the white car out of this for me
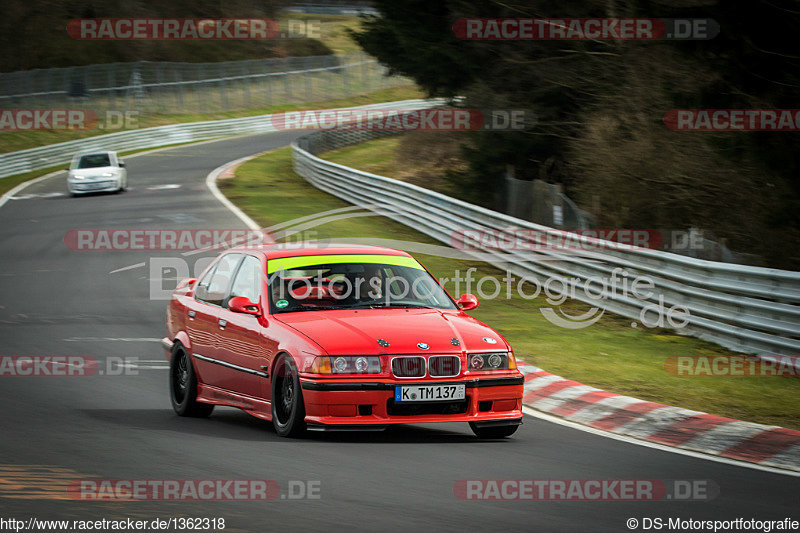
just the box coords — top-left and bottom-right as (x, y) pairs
(67, 151), (127, 196)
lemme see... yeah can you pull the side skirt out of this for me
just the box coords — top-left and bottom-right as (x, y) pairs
(196, 384), (272, 422)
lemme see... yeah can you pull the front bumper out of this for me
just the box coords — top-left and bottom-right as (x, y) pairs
(68, 179), (119, 194)
(299, 375), (524, 427)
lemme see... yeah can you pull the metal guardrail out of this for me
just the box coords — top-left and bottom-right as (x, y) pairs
(283, 3), (379, 15)
(292, 129), (800, 356)
(0, 99), (438, 179)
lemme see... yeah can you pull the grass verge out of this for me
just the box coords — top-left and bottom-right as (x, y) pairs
(0, 86), (423, 154)
(220, 145), (800, 430)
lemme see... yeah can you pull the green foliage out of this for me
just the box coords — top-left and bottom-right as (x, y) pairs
(352, 0), (800, 268)
(0, 0), (337, 71)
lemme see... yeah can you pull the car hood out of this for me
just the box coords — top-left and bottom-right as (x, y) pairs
(275, 308), (508, 356)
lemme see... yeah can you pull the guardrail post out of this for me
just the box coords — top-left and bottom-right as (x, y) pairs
(283, 57), (291, 103)
(304, 57), (313, 102)
(176, 67), (184, 110)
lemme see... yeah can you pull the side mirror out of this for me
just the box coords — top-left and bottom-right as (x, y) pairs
(118, 161), (126, 168)
(229, 296), (262, 316)
(456, 293), (479, 311)
(176, 278), (196, 290)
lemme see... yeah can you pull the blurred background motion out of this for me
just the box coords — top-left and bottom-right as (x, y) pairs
(1, 0), (798, 268)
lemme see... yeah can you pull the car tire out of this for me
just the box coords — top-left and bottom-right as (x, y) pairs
(271, 354), (306, 437)
(469, 422), (519, 439)
(170, 345), (214, 417)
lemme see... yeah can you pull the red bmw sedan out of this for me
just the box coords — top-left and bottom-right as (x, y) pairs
(162, 244), (524, 438)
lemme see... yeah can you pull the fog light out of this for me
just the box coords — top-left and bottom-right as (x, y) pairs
(334, 357), (348, 372)
(470, 355), (484, 370)
(355, 357), (369, 372)
(488, 353), (502, 368)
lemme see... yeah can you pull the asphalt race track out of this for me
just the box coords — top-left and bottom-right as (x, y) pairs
(0, 132), (796, 532)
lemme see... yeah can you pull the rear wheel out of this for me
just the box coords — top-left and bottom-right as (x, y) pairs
(469, 422), (519, 439)
(271, 354), (306, 437)
(170, 346), (214, 417)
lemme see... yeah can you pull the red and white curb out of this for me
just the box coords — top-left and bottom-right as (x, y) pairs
(517, 362), (800, 472)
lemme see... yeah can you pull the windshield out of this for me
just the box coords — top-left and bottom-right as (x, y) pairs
(267, 254), (457, 313)
(75, 154), (111, 169)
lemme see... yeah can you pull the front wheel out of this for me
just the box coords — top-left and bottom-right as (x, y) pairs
(469, 422), (519, 439)
(271, 354), (306, 437)
(170, 347), (214, 417)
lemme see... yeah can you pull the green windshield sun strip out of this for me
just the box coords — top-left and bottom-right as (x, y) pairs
(267, 254), (423, 274)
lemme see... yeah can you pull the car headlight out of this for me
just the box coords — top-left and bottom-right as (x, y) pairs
(468, 352), (516, 370)
(69, 172), (83, 180)
(309, 356), (381, 374)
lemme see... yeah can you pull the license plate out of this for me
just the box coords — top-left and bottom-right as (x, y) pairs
(395, 384), (465, 402)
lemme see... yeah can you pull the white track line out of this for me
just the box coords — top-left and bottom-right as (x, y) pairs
(522, 406), (799, 478)
(204, 153), (268, 231)
(0, 170), (66, 210)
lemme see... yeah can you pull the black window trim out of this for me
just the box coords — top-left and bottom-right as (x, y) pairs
(223, 254), (263, 312)
(194, 253), (245, 309)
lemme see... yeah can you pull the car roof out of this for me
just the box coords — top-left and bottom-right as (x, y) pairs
(76, 151), (116, 157)
(227, 242), (412, 260)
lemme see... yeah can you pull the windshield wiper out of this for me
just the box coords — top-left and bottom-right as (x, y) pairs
(281, 305), (339, 312)
(283, 302), (440, 311)
(340, 303), (386, 309)
(344, 302), (437, 309)
(385, 303), (437, 309)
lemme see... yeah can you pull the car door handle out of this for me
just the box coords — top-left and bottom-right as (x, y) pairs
(188, 310), (196, 318)
(218, 319), (227, 328)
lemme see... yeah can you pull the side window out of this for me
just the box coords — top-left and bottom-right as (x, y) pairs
(194, 265), (217, 302)
(196, 254), (242, 306)
(228, 256), (262, 305)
